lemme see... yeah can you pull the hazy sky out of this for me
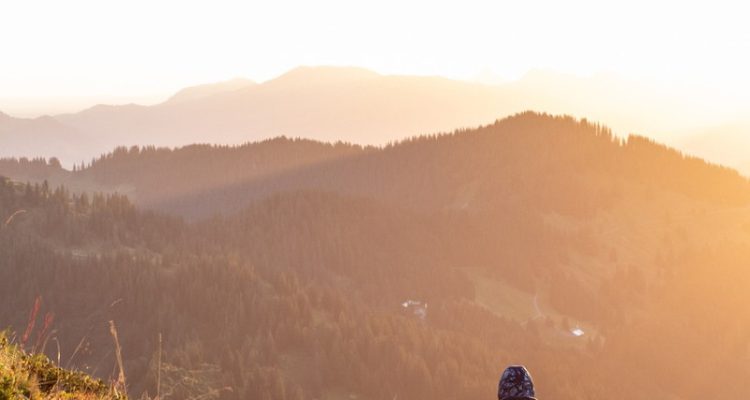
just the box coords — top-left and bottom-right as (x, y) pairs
(1, 0), (749, 116)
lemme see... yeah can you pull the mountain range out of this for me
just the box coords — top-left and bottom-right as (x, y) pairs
(1, 67), (520, 165)
(2, 112), (750, 400)
(3, 66), (747, 174)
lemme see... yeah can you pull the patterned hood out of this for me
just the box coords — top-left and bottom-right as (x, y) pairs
(498, 365), (536, 400)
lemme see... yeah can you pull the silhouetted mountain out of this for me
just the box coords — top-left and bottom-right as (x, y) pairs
(165, 78), (257, 104)
(0, 111), (96, 163)
(2, 67), (525, 165)
(23, 112), (743, 219)
(1, 67), (744, 170)
(53, 67), (522, 154)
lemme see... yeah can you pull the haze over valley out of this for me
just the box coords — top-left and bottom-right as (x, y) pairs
(2, 1), (750, 399)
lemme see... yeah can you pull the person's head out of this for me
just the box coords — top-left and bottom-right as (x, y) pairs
(498, 365), (536, 400)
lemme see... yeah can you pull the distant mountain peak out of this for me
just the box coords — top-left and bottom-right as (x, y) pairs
(72, 102), (146, 117)
(266, 65), (381, 86)
(166, 77), (257, 104)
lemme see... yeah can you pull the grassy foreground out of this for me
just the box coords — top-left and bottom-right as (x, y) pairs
(0, 333), (126, 400)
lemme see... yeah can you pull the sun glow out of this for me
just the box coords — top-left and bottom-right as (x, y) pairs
(1, 0), (748, 105)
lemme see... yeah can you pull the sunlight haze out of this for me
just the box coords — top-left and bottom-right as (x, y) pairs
(2, 0), (750, 170)
(5, 2), (750, 399)
(2, 0), (748, 110)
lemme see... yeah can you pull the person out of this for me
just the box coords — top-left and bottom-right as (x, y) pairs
(497, 365), (536, 400)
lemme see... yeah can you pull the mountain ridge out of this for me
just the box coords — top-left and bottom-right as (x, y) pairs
(165, 77), (257, 104)
(3, 112), (747, 219)
(2, 66), (748, 172)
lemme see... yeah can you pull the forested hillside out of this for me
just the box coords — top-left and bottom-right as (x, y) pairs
(2, 113), (750, 399)
(4, 112), (747, 218)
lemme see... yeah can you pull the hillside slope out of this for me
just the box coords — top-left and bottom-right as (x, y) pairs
(0, 333), (125, 399)
(2, 114), (750, 399)
(29, 112), (748, 218)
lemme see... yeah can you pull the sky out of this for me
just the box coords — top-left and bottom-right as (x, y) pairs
(1, 0), (750, 117)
